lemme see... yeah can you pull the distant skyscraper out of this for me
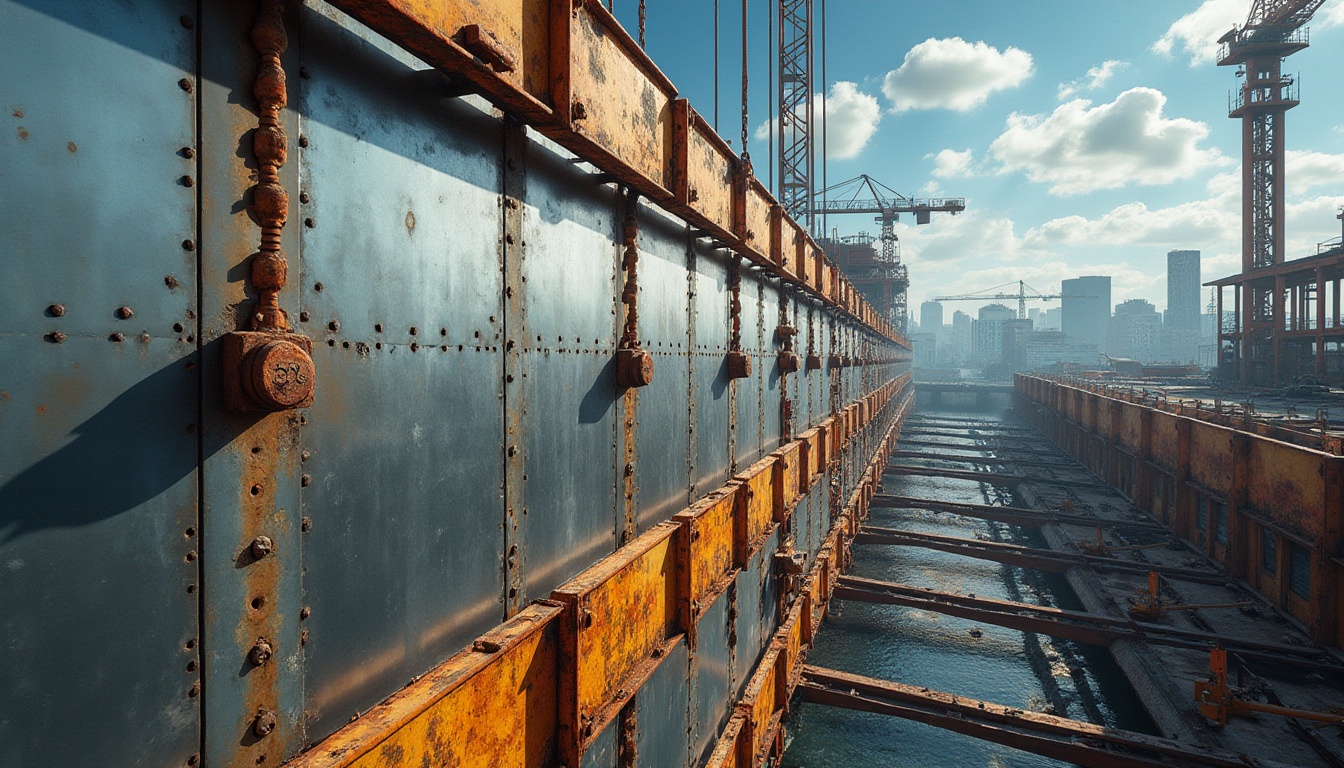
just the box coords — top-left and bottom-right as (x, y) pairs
(1166, 250), (1201, 331)
(1113, 299), (1162, 362)
(1061, 276), (1111, 350)
(920, 301), (944, 334)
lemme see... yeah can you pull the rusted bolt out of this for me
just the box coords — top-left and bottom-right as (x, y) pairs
(241, 339), (315, 410)
(304, 217), (314, 228)
(249, 535), (274, 560)
(615, 348), (654, 388)
(409, 326), (418, 336)
(248, 637), (274, 666)
(179, 15), (194, 28)
(187, 682), (200, 698)
(572, 99), (588, 120)
(181, 239), (195, 251)
(298, 135), (309, 148)
(299, 606), (311, 620)
(300, 450), (310, 462)
(327, 320), (339, 332)
(507, 445), (518, 458)
(187, 754), (200, 766)
(778, 351), (801, 374)
(47, 303), (64, 317)
(806, 354), (822, 371)
(298, 311), (310, 323)
(46, 332), (66, 344)
(300, 473), (312, 487)
(109, 333), (124, 343)
(181, 175), (194, 187)
(726, 351), (752, 379)
(181, 146), (195, 158)
(624, 462), (634, 476)
(301, 517), (312, 532)
(178, 78), (193, 92)
(299, 630), (309, 646)
(252, 710), (277, 738)
(116, 306), (134, 319)
(299, 191), (310, 204)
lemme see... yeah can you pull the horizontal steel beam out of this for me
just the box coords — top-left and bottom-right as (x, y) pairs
(856, 525), (1230, 584)
(884, 464), (1099, 489)
(799, 666), (1282, 768)
(869, 495), (1167, 533)
(834, 576), (1343, 671)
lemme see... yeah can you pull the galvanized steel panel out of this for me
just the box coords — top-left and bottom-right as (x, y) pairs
(692, 589), (734, 765)
(637, 637), (692, 768)
(638, 353), (691, 530)
(0, 2), (200, 764)
(301, 344), (505, 737)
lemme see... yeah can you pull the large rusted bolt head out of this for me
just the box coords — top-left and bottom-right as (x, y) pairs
(249, 637), (273, 666)
(615, 348), (654, 388)
(252, 709), (277, 738)
(726, 351), (752, 379)
(249, 535), (274, 560)
(778, 351), (801, 374)
(116, 306), (134, 319)
(242, 339), (315, 410)
(47, 304), (65, 317)
(805, 354), (822, 371)
(828, 354), (842, 369)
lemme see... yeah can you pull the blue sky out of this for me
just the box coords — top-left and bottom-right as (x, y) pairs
(623, 0), (1344, 316)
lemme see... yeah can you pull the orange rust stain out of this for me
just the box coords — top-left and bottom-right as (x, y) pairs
(16, 127), (28, 140)
(66, 141), (76, 153)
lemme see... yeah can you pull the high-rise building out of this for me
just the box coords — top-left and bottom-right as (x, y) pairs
(1061, 276), (1111, 351)
(972, 303), (1017, 367)
(1112, 299), (1162, 362)
(950, 311), (973, 367)
(919, 301), (944, 335)
(1166, 250), (1201, 331)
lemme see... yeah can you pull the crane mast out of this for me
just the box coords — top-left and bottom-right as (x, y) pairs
(1215, 0), (1325, 382)
(777, 0), (815, 234)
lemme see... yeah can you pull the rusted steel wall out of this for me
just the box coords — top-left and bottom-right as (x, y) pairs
(1015, 375), (1344, 649)
(0, 1), (913, 766)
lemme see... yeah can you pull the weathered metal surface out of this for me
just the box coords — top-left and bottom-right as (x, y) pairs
(287, 602), (561, 768)
(4, 1), (916, 765)
(1, 2), (201, 763)
(553, 522), (682, 764)
(635, 637), (691, 768)
(675, 485), (739, 620)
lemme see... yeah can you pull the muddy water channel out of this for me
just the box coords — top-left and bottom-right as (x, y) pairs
(781, 407), (1156, 767)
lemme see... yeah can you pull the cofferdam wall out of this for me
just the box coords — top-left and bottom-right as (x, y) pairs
(1014, 375), (1344, 649)
(0, 2), (911, 767)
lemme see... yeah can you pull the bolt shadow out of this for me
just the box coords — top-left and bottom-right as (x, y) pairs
(0, 356), (215, 546)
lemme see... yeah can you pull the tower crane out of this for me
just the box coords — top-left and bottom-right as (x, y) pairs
(933, 281), (1090, 321)
(813, 174), (965, 330)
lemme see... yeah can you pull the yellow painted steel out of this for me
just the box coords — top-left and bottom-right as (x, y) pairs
(286, 603), (562, 768)
(674, 485), (739, 617)
(552, 521), (681, 758)
(773, 443), (803, 518)
(736, 457), (777, 560)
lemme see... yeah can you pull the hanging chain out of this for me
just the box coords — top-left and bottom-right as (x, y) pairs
(740, 0), (749, 160)
(638, 0), (646, 48)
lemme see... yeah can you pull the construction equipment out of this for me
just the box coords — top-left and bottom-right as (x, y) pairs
(1214, 0), (1337, 385)
(934, 280), (1092, 320)
(814, 175), (964, 330)
(1128, 571), (1255, 621)
(1195, 648), (1344, 727)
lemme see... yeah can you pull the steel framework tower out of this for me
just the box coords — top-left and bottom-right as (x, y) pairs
(777, 0), (815, 234)
(1215, 0), (1326, 382)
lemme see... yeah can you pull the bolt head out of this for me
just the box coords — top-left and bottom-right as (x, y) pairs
(116, 306), (134, 319)
(46, 332), (67, 344)
(249, 535), (274, 560)
(252, 709), (277, 737)
(615, 348), (654, 388)
(241, 338), (315, 410)
(248, 638), (274, 666)
(47, 303), (65, 317)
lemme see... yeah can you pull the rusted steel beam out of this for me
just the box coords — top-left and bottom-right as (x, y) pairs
(870, 495), (1167, 533)
(323, 0), (904, 343)
(799, 666), (1274, 768)
(889, 449), (1077, 468)
(856, 526), (1230, 584)
(884, 463), (1100, 489)
(834, 576), (1343, 670)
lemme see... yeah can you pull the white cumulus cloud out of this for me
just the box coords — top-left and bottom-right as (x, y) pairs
(989, 87), (1228, 195)
(1287, 150), (1344, 195)
(927, 149), (976, 178)
(1057, 60), (1128, 100)
(753, 81), (881, 161)
(882, 37), (1034, 113)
